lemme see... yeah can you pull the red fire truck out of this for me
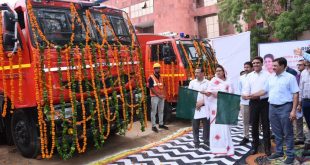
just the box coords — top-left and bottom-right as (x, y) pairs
(0, 0), (146, 159)
(137, 33), (217, 122)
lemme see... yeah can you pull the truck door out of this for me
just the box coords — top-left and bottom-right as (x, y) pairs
(1, 9), (32, 109)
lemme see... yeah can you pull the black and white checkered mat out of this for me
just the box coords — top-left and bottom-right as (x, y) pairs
(108, 119), (251, 165)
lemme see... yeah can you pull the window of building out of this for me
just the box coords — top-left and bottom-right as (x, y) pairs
(204, 0), (217, 6)
(130, 0), (153, 18)
(206, 15), (219, 38)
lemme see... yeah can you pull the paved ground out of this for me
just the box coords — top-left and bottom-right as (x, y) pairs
(0, 119), (190, 165)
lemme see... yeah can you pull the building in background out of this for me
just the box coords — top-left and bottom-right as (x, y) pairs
(102, 0), (237, 39)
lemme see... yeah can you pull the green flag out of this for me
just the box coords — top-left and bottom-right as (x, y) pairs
(215, 91), (240, 125)
(176, 86), (198, 120)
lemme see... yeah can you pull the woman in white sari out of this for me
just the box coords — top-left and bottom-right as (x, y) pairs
(202, 64), (234, 156)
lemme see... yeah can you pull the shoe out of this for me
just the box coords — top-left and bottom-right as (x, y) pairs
(239, 137), (249, 145)
(194, 143), (200, 149)
(302, 150), (310, 157)
(294, 140), (304, 145)
(152, 126), (158, 133)
(249, 148), (258, 155)
(159, 125), (169, 130)
(304, 143), (310, 150)
(265, 150), (271, 156)
(267, 153), (283, 160)
(203, 141), (210, 146)
(283, 157), (294, 165)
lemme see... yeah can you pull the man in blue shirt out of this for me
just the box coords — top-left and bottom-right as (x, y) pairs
(249, 57), (299, 165)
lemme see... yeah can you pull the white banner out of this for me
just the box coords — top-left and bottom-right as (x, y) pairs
(211, 32), (251, 92)
(259, 40), (309, 73)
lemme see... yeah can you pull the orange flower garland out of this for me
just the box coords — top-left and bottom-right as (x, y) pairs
(75, 46), (87, 153)
(180, 42), (195, 79)
(134, 48), (148, 127)
(171, 62), (176, 97)
(95, 44), (112, 139)
(26, 1), (46, 155)
(0, 13), (8, 117)
(85, 44), (103, 133)
(9, 57), (14, 110)
(124, 49), (135, 131)
(112, 47), (127, 125)
(45, 47), (56, 158)
(17, 48), (23, 102)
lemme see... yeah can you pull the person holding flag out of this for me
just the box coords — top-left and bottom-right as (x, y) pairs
(188, 67), (210, 149)
(202, 64), (234, 155)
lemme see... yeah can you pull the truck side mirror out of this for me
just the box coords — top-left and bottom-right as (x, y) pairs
(3, 33), (16, 50)
(163, 57), (171, 64)
(1, 9), (19, 53)
(162, 45), (170, 57)
(3, 10), (15, 32)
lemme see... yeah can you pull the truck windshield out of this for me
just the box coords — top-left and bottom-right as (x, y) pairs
(31, 7), (132, 46)
(92, 12), (131, 44)
(177, 40), (202, 68)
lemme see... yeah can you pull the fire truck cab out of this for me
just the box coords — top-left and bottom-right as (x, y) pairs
(137, 34), (217, 122)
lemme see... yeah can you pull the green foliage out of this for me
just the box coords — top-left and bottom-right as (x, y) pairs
(218, 0), (310, 58)
(274, 1), (310, 40)
(250, 27), (270, 58)
(218, 0), (244, 32)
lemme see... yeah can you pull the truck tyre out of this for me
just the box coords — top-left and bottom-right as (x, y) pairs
(147, 94), (151, 121)
(0, 95), (14, 145)
(164, 102), (173, 124)
(4, 115), (14, 145)
(11, 109), (40, 158)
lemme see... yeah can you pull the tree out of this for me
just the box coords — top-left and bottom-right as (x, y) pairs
(218, 0), (310, 58)
(274, 0), (310, 41)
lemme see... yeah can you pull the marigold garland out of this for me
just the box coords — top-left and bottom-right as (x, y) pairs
(180, 42), (195, 79)
(0, 13), (8, 117)
(45, 47), (56, 158)
(95, 44), (112, 138)
(8, 56), (14, 110)
(17, 48), (23, 102)
(113, 47), (127, 127)
(125, 49), (135, 131)
(55, 47), (75, 159)
(75, 46), (87, 153)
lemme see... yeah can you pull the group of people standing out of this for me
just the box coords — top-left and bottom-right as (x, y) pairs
(186, 51), (310, 164)
(239, 55), (310, 165)
(147, 49), (310, 165)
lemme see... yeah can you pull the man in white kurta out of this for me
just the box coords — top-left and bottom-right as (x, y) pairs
(188, 68), (210, 149)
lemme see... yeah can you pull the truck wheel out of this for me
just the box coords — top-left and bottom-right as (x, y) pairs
(147, 95), (151, 121)
(11, 110), (40, 158)
(0, 96), (14, 146)
(4, 115), (14, 146)
(164, 102), (173, 124)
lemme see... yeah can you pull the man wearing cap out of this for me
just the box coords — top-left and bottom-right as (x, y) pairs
(148, 63), (168, 133)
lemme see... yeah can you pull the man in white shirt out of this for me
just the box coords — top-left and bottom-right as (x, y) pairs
(298, 60), (310, 156)
(251, 57), (299, 165)
(294, 60), (306, 145)
(188, 67), (209, 149)
(238, 61), (253, 145)
(242, 57), (271, 156)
